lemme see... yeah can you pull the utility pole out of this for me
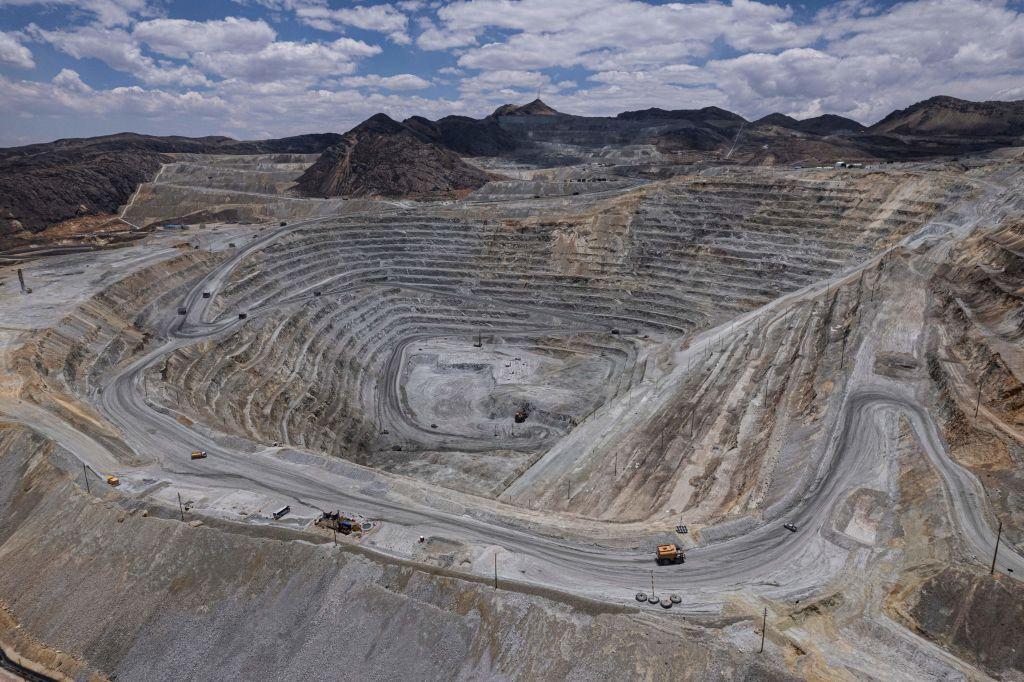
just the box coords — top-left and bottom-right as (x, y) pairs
(333, 528), (337, 545)
(990, 519), (1002, 575)
(566, 479), (571, 501)
(82, 464), (90, 493)
(650, 569), (655, 597)
(758, 607), (767, 653)
(974, 381), (983, 424)
(17, 268), (26, 294)
(177, 492), (185, 521)
(494, 553), (498, 590)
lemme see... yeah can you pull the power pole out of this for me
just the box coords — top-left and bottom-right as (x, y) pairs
(990, 519), (1002, 575)
(17, 268), (25, 294)
(494, 553), (498, 590)
(82, 464), (90, 493)
(974, 381), (983, 424)
(650, 569), (655, 597)
(566, 479), (570, 501)
(758, 607), (767, 653)
(177, 492), (185, 521)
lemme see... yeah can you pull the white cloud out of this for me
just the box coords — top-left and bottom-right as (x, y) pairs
(3, 0), (1024, 144)
(295, 3), (411, 44)
(28, 24), (211, 87)
(416, 20), (476, 50)
(458, 69), (548, 96)
(424, 0), (1024, 123)
(0, 30), (34, 69)
(0, 70), (227, 124)
(337, 73), (431, 90)
(0, 0), (149, 26)
(133, 17), (276, 59)
(423, 0), (806, 69)
(51, 68), (90, 93)
(191, 38), (380, 82)
(29, 20), (380, 88)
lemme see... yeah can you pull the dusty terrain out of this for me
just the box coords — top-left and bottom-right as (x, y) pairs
(1, 102), (1024, 680)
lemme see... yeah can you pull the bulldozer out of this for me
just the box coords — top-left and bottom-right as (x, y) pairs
(655, 543), (685, 565)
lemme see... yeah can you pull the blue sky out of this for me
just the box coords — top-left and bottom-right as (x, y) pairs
(0, 0), (1022, 145)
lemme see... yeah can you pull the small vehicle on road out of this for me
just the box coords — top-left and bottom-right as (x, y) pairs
(655, 543), (686, 565)
(783, 523), (798, 532)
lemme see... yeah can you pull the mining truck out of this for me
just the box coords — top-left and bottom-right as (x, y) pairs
(655, 544), (685, 565)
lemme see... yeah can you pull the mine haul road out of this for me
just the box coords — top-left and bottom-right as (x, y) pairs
(4, 186), (1024, 615)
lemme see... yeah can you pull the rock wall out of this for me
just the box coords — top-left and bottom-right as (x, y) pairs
(0, 425), (798, 681)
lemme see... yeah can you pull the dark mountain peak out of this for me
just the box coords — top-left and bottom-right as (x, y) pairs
(350, 113), (408, 136)
(698, 106), (747, 122)
(493, 98), (560, 117)
(918, 95), (969, 108)
(296, 113), (491, 199)
(796, 114), (866, 135)
(870, 95), (1024, 136)
(615, 106), (746, 128)
(753, 112), (866, 135)
(754, 112), (800, 128)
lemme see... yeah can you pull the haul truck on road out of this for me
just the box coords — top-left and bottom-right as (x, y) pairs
(655, 544), (686, 565)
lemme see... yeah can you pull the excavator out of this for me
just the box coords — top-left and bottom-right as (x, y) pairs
(655, 544), (686, 565)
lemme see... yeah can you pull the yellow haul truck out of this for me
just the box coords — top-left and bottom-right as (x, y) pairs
(655, 544), (685, 565)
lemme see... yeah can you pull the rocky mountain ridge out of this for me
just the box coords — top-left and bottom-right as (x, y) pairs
(294, 114), (492, 199)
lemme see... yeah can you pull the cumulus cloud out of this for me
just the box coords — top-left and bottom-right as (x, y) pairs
(191, 38), (380, 82)
(295, 3), (411, 44)
(3, 0), (1024, 144)
(0, 30), (34, 68)
(28, 18), (381, 88)
(133, 17), (276, 59)
(0, 70), (227, 124)
(50, 68), (90, 91)
(423, 0), (1024, 123)
(28, 24), (211, 86)
(0, 0), (149, 26)
(460, 69), (546, 90)
(425, 0), (808, 69)
(337, 73), (431, 90)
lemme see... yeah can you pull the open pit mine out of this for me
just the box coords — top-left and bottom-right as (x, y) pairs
(1, 96), (1024, 680)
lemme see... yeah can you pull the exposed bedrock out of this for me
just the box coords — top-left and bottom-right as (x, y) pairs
(0, 429), (800, 681)
(125, 168), (965, 514)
